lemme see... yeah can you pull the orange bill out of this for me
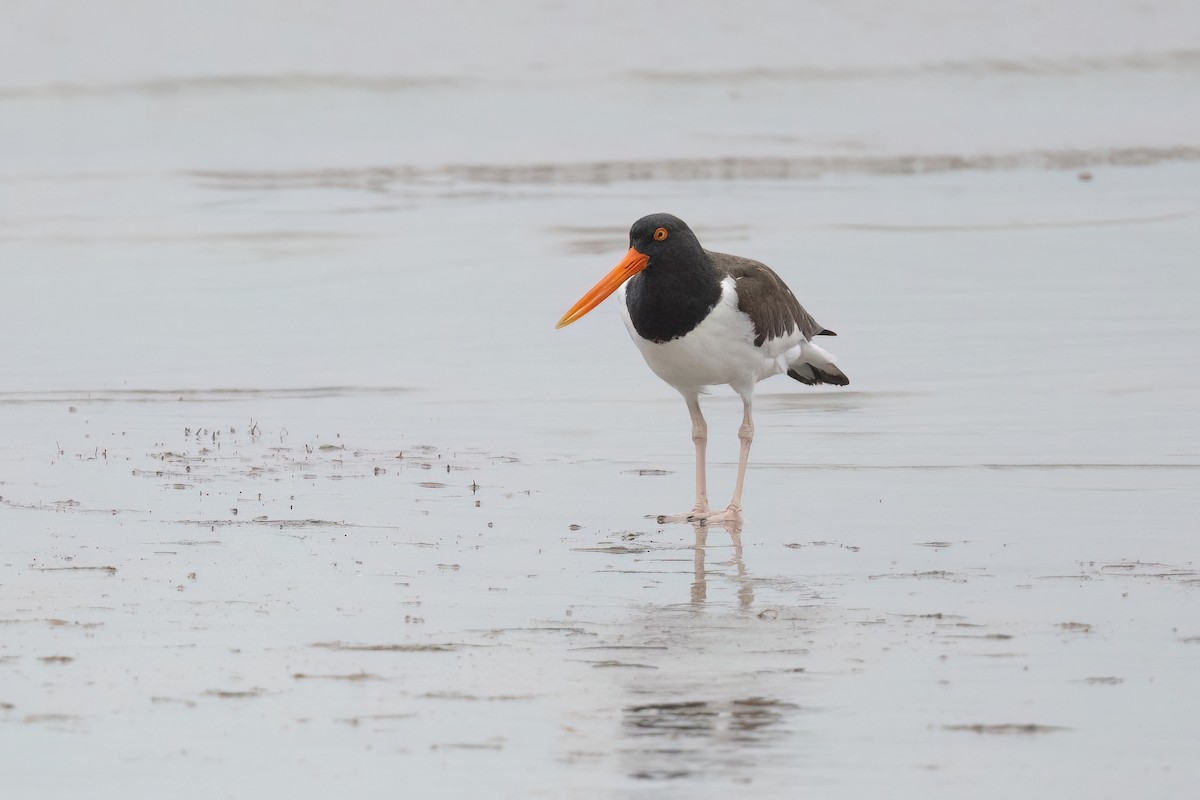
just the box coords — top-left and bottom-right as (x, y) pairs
(555, 248), (650, 328)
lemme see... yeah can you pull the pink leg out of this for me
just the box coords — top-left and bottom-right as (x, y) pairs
(697, 397), (753, 525)
(656, 395), (710, 524)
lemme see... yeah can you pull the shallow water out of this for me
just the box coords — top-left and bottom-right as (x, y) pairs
(3, 2), (1200, 797)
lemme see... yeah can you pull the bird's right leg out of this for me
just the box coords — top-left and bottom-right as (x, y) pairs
(685, 394), (710, 515)
(656, 395), (710, 524)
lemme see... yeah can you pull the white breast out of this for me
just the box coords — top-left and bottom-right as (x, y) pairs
(617, 277), (802, 397)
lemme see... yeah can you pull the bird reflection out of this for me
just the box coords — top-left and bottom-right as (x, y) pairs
(690, 521), (753, 608)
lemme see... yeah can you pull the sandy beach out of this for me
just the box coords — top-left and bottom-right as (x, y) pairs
(3, 2), (1200, 797)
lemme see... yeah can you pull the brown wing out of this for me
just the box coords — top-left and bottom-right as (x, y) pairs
(709, 251), (834, 347)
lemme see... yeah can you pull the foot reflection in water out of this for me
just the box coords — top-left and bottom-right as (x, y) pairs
(609, 522), (810, 784)
(690, 521), (753, 609)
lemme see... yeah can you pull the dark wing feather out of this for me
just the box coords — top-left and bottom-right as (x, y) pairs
(709, 251), (833, 347)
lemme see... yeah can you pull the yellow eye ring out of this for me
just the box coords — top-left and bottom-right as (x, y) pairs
(653, 227), (668, 241)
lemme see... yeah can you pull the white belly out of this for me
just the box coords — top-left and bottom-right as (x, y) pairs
(618, 277), (802, 397)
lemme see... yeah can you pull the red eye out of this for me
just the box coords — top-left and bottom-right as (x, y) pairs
(653, 227), (668, 241)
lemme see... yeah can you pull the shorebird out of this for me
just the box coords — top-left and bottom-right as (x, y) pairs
(556, 213), (848, 524)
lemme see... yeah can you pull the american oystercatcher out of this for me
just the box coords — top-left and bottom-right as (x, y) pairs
(557, 213), (849, 524)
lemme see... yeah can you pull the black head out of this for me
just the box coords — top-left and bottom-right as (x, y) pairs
(628, 213), (705, 265)
(556, 213), (714, 330)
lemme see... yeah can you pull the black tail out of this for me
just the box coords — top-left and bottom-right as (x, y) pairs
(787, 363), (850, 386)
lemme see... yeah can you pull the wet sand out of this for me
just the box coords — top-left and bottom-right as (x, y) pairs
(3, 2), (1200, 797)
(3, 385), (1199, 797)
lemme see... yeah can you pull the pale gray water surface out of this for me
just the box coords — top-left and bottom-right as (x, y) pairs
(3, 2), (1200, 798)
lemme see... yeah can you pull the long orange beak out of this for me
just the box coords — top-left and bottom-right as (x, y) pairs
(556, 248), (650, 328)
